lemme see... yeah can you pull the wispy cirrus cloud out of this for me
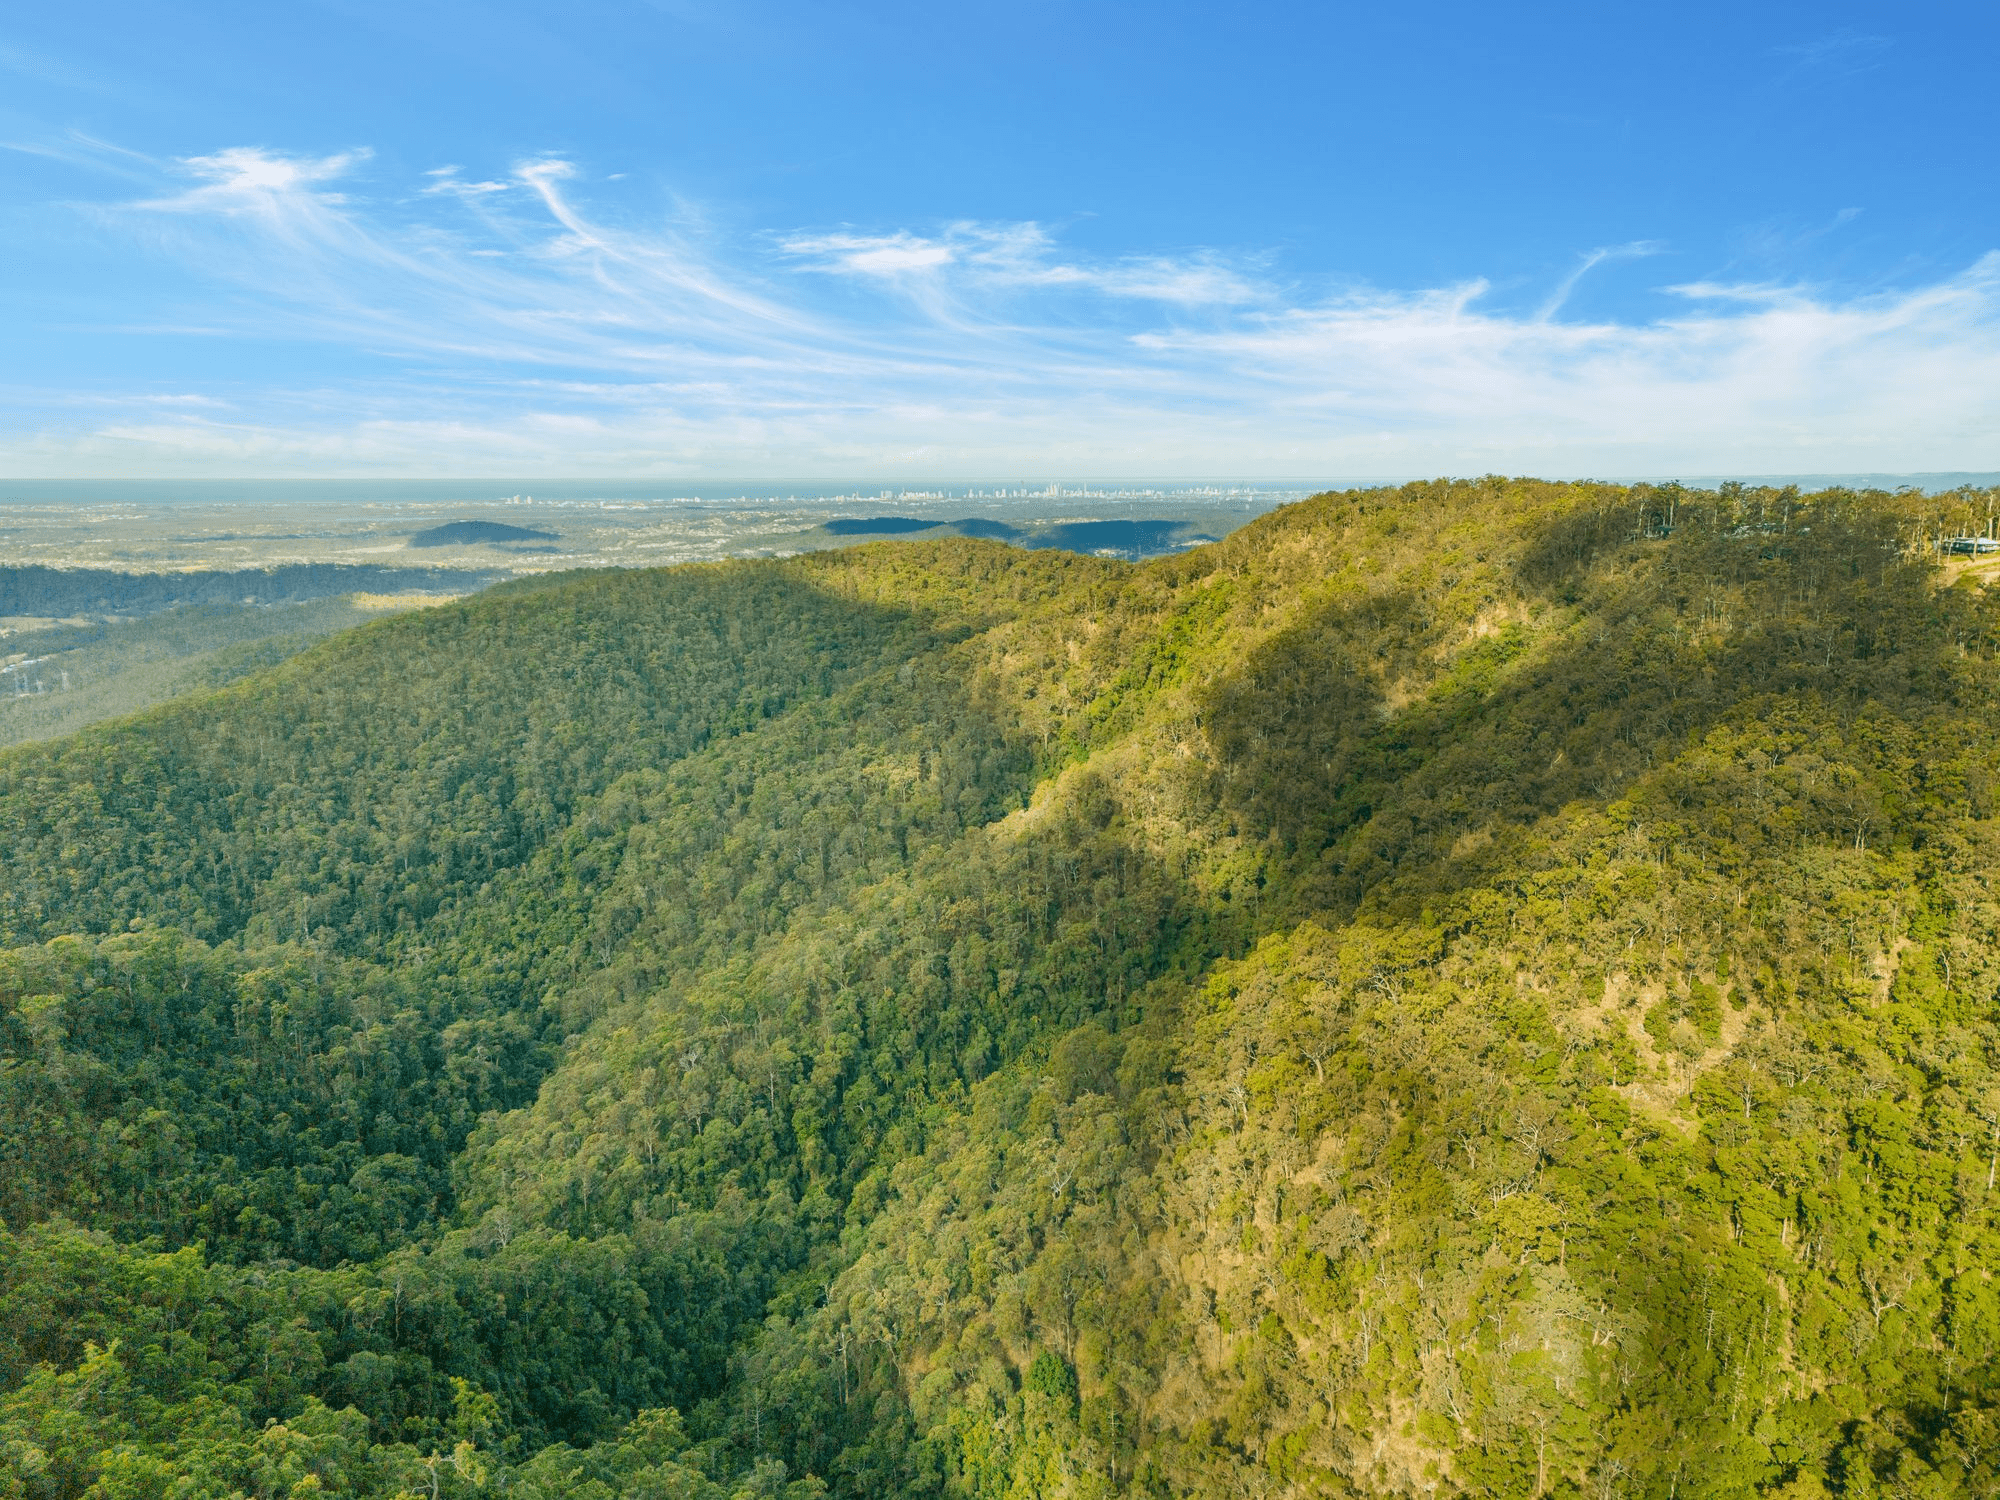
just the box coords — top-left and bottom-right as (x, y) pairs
(783, 220), (1261, 305)
(421, 165), (512, 199)
(786, 229), (959, 276)
(1136, 255), (2000, 469)
(5, 141), (1999, 477)
(137, 146), (370, 212)
(1775, 29), (1891, 83)
(1536, 241), (1667, 321)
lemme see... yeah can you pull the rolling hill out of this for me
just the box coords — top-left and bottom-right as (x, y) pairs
(5, 478), (2000, 1499)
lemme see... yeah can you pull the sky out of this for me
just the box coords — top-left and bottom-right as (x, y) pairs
(2, 0), (1997, 480)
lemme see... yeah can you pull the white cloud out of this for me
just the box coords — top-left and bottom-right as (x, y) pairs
(783, 220), (1260, 304)
(1128, 255), (2000, 472)
(1665, 280), (1802, 304)
(8, 143), (2000, 477)
(1085, 258), (1260, 306)
(1536, 240), (1666, 321)
(784, 230), (958, 276)
(139, 146), (369, 212)
(421, 166), (511, 198)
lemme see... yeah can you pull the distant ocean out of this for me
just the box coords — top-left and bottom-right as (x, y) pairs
(0, 479), (1328, 508)
(1, 474), (1994, 507)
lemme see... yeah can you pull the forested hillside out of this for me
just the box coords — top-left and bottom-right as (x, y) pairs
(6, 479), (2000, 1499)
(0, 597), (460, 751)
(0, 565), (495, 616)
(0, 564), (499, 749)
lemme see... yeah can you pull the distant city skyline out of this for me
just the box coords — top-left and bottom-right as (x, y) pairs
(3, 1), (1997, 478)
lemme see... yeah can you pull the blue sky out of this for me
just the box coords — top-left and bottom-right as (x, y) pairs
(3, 0), (1997, 478)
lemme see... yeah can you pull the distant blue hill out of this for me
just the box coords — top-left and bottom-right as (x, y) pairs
(822, 517), (943, 535)
(408, 520), (559, 548)
(818, 514), (1213, 559)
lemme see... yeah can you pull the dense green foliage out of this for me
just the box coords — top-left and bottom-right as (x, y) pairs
(0, 598), (456, 750)
(0, 566), (493, 617)
(8, 480), (2000, 1498)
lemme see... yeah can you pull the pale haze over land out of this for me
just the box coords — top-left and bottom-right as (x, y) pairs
(2, 1), (1997, 479)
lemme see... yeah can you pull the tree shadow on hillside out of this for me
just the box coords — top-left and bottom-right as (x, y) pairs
(1200, 493), (1980, 928)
